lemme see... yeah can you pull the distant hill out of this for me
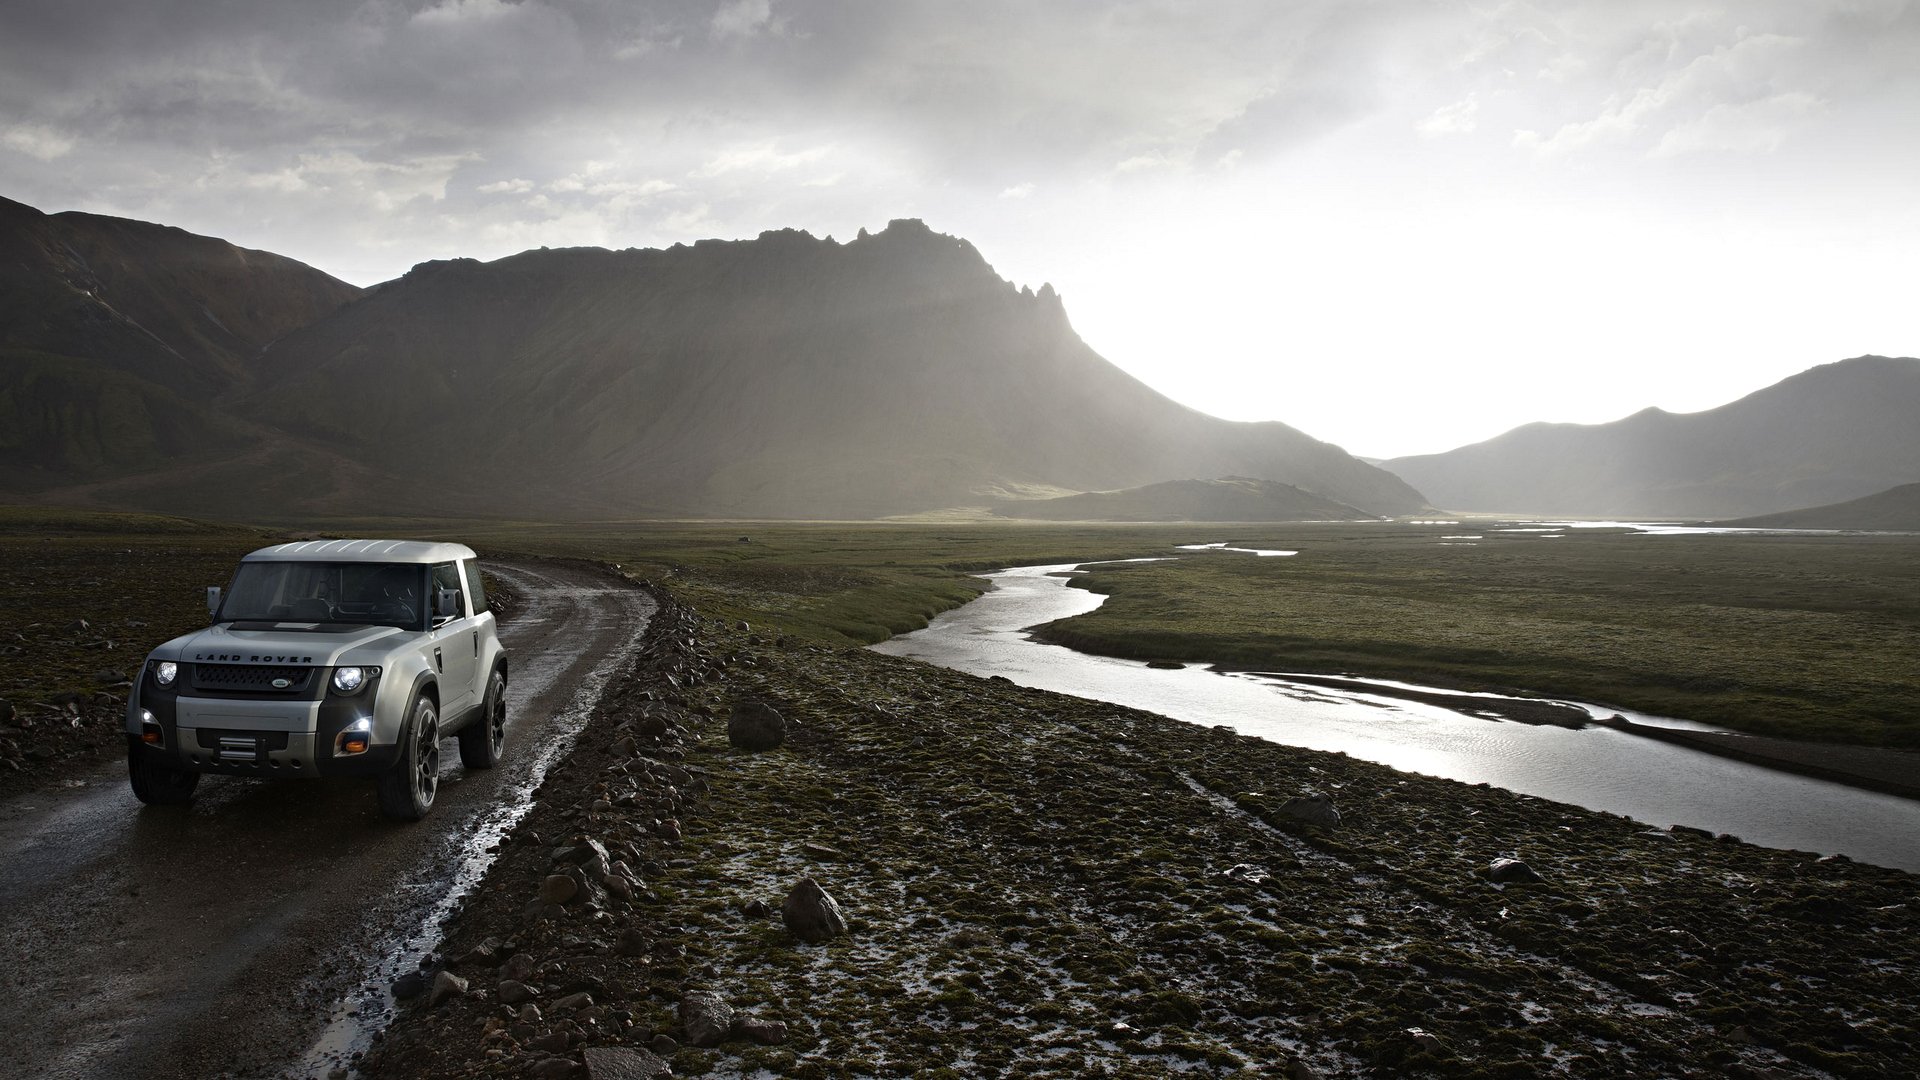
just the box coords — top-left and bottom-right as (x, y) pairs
(1, 201), (1426, 520)
(1719, 482), (1920, 531)
(1382, 356), (1920, 518)
(0, 195), (362, 488)
(995, 476), (1374, 521)
(240, 221), (1426, 519)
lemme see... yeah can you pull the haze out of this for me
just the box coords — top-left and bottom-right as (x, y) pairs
(3, 0), (1916, 457)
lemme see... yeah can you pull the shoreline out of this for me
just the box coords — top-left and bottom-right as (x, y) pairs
(1030, 597), (1919, 805)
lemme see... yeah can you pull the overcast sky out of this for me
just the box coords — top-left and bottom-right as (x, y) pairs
(3, 0), (1916, 457)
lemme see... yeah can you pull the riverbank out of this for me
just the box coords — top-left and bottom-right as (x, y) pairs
(361, 581), (1917, 1080)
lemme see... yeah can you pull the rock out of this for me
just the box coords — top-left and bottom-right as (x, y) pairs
(391, 971), (429, 1000)
(91, 668), (126, 685)
(539, 874), (580, 905)
(1406, 1026), (1444, 1052)
(498, 980), (534, 1005)
(782, 875), (848, 944)
(66, 619), (90, 633)
(501, 952), (539, 983)
(557, 839), (612, 881)
(553, 991), (594, 1011)
(615, 927), (648, 957)
(732, 1017), (788, 1045)
(680, 990), (735, 1047)
(800, 841), (844, 861)
(529, 1054), (575, 1078)
(1277, 793), (1341, 828)
(517, 1003), (542, 1023)
(741, 898), (773, 919)
(1289, 1060), (1325, 1080)
(583, 1045), (673, 1079)
(428, 970), (469, 1007)
(611, 736), (639, 758)
(649, 1033), (679, 1055)
(727, 698), (786, 751)
(528, 1032), (572, 1054)
(1487, 858), (1544, 884)
(459, 937), (506, 965)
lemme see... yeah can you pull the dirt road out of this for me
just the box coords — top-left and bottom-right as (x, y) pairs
(0, 561), (653, 1080)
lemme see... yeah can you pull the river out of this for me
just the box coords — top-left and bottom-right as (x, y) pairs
(871, 560), (1920, 872)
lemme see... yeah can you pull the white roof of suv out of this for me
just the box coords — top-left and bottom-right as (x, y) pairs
(243, 540), (478, 564)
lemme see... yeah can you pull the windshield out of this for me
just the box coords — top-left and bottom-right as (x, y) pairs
(219, 561), (425, 628)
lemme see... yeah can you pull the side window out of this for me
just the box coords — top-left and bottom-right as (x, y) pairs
(431, 562), (466, 618)
(462, 560), (490, 614)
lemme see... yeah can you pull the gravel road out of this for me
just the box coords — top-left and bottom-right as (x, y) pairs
(0, 561), (653, 1080)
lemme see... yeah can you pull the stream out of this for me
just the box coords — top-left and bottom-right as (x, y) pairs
(872, 560), (1920, 872)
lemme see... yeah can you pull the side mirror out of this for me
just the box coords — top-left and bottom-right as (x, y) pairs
(434, 588), (461, 619)
(206, 586), (222, 617)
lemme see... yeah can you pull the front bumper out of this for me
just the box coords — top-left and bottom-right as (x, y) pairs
(129, 670), (399, 778)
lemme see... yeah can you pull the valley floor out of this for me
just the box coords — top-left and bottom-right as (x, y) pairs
(363, 585), (1917, 1080)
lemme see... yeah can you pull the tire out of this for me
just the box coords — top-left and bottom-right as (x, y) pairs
(128, 748), (199, 806)
(458, 668), (507, 770)
(377, 694), (441, 821)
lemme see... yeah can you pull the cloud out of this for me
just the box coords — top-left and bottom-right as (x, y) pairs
(1652, 90), (1824, 156)
(998, 182), (1034, 199)
(2, 123), (75, 160)
(691, 141), (831, 179)
(711, 0), (774, 40)
(1417, 96), (1479, 138)
(478, 178), (535, 194)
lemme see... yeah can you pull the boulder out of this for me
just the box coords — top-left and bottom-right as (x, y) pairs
(680, 990), (734, 1047)
(498, 980), (534, 1005)
(427, 970), (469, 1007)
(1277, 793), (1341, 828)
(732, 1017), (789, 1045)
(727, 699), (786, 751)
(782, 875), (848, 944)
(1487, 858), (1543, 884)
(539, 874), (579, 905)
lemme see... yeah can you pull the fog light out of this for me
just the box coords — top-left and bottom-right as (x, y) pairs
(139, 708), (163, 747)
(335, 717), (373, 756)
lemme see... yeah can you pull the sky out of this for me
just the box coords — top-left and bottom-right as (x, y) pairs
(3, 0), (1917, 458)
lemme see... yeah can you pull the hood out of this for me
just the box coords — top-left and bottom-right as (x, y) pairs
(155, 623), (406, 667)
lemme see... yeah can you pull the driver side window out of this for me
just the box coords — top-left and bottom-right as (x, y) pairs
(431, 562), (467, 619)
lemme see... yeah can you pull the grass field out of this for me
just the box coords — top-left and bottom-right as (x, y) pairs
(7, 509), (1916, 749)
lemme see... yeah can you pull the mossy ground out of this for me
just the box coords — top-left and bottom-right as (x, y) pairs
(372, 594), (1918, 1079)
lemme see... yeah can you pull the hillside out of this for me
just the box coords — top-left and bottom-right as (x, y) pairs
(0, 195), (362, 487)
(994, 475), (1374, 521)
(1382, 356), (1920, 518)
(242, 221), (1425, 519)
(1720, 482), (1920, 531)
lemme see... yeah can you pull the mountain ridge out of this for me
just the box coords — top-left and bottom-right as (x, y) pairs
(1, 200), (1426, 521)
(1382, 356), (1920, 519)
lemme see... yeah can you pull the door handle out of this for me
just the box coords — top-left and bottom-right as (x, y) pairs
(434, 647), (443, 673)
(472, 629), (479, 657)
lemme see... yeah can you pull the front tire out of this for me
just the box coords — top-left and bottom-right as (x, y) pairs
(377, 695), (440, 821)
(458, 668), (507, 770)
(129, 749), (199, 806)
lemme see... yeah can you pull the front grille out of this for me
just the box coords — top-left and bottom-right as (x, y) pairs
(188, 664), (316, 695)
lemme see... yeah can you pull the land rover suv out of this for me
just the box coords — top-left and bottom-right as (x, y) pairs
(125, 540), (509, 820)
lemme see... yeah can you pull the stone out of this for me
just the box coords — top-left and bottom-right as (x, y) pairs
(680, 990), (734, 1047)
(539, 874), (579, 905)
(731, 1017), (788, 1045)
(1405, 1026), (1444, 1052)
(553, 991), (594, 1012)
(1487, 858), (1544, 884)
(615, 927), (648, 957)
(782, 875), (848, 944)
(502, 952), (540, 983)
(428, 970), (469, 1007)
(583, 1045), (673, 1079)
(459, 938), (506, 965)
(517, 1004), (543, 1023)
(557, 839), (613, 881)
(1277, 792), (1341, 828)
(498, 980), (534, 1005)
(528, 1032), (572, 1054)
(648, 1034), (679, 1056)
(741, 898), (773, 919)
(92, 668), (126, 684)
(529, 1054), (575, 1078)
(727, 698), (786, 751)
(391, 971), (429, 1000)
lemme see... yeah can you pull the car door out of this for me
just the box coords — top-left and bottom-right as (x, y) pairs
(429, 561), (478, 719)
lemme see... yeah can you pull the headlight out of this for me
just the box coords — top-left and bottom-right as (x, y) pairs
(332, 666), (367, 694)
(154, 661), (178, 687)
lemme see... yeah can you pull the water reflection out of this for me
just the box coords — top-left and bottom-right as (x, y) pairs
(872, 561), (1920, 871)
